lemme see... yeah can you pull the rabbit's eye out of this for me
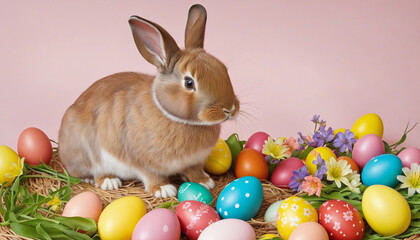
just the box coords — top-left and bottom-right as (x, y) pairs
(184, 76), (196, 91)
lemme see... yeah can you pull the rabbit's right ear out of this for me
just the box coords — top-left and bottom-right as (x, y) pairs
(129, 16), (180, 72)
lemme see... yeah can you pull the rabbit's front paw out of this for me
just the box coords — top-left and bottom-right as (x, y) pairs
(95, 176), (122, 190)
(199, 177), (215, 190)
(152, 184), (178, 198)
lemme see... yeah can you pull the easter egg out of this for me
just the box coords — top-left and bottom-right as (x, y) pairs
(264, 200), (283, 225)
(362, 185), (411, 236)
(289, 222), (329, 240)
(132, 208), (180, 240)
(361, 154), (403, 187)
(175, 200), (220, 240)
(235, 148), (269, 179)
(204, 138), (232, 175)
(178, 182), (213, 205)
(244, 131), (270, 154)
(17, 127), (53, 165)
(259, 234), (280, 240)
(98, 196), (146, 240)
(217, 176), (263, 221)
(277, 196), (318, 240)
(271, 157), (304, 187)
(62, 191), (103, 223)
(198, 219), (255, 240)
(351, 113), (384, 139)
(398, 147), (420, 168)
(333, 128), (346, 135)
(318, 199), (364, 240)
(0, 145), (24, 187)
(305, 147), (336, 175)
(337, 156), (359, 173)
(352, 134), (384, 169)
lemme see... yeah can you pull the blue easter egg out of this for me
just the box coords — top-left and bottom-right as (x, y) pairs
(361, 154), (403, 187)
(216, 176), (263, 221)
(178, 182), (213, 204)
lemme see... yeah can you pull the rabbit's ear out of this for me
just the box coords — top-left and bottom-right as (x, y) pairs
(185, 4), (207, 49)
(129, 16), (180, 72)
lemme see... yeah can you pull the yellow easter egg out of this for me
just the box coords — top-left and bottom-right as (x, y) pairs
(333, 128), (346, 135)
(351, 113), (384, 139)
(277, 196), (318, 240)
(98, 196), (146, 240)
(305, 147), (336, 175)
(0, 145), (24, 187)
(204, 138), (232, 175)
(259, 234), (280, 240)
(362, 185), (411, 236)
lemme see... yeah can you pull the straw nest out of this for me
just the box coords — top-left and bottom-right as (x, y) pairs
(1, 157), (419, 240)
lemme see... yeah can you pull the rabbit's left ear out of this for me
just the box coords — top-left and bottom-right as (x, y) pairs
(185, 4), (207, 49)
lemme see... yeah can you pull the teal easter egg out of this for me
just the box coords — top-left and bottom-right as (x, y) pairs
(216, 176), (263, 221)
(178, 182), (213, 204)
(361, 154), (403, 187)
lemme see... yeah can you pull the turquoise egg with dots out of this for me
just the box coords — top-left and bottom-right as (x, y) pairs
(216, 176), (263, 221)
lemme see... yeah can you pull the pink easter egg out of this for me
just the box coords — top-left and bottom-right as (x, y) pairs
(198, 219), (255, 240)
(289, 222), (329, 240)
(270, 157), (304, 188)
(352, 134), (385, 169)
(244, 131), (270, 154)
(132, 208), (180, 240)
(398, 147), (420, 168)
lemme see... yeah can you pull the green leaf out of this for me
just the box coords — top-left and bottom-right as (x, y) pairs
(36, 224), (52, 240)
(157, 201), (179, 210)
(10, 222), (42, 240)
(298, 147), (315, 160)
(54, 216), (97, 236)
(225, 133), (243, 169)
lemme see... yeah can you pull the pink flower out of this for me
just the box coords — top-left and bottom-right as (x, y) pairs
(343, 211), (353, 221)
(301, 175), (323, 197)
(285, 137), (299, 153)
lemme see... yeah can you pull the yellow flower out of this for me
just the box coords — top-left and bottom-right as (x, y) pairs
(4, 156), (25, 179)
(262, 137), (291, 160)
(397, 163), (420, 196)
(47, 195), (62, 212)
(325, 157), (352, 188)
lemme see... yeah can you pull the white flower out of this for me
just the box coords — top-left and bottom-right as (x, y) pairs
(281, 203), (289, 209)
(333, 222), (341, 231)
(345, 171), (362, 194)
(397, 163), (420, 196)
(325, 157), (352, 188)
(291, 204), (299, 212)
(289, 216), (300, 227)
(182, 201), (191, 210)
(281, 217), (288, 227)
(324, 214), (332, 223)
(343, 211), (353, 221)
(303, 208), (312, 217)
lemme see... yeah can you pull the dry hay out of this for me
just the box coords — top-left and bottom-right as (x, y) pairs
(1, 157), (419, 240)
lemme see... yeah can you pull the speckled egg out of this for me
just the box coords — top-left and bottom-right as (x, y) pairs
(175, 200), (220, 240)
(178, 182), (213, 205)
(277, 196), (318, 240)
(216, 176), (263, 221)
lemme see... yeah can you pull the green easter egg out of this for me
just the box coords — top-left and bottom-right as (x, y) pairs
(178, 182), (213, 204)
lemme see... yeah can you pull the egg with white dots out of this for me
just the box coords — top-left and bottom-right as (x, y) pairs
(216, 176), (263, 221)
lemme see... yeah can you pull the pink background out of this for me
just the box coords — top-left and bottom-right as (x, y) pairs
(1, 1), (419, 152)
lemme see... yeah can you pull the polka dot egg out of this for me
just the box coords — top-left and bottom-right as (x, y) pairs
(277, 196), (318, 240)
(216, 176), (263, 221)
(204, 138), (232, 175)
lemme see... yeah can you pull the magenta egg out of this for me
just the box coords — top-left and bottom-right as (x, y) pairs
(132, 208), (180, 240)
(244, 131), (270, 154)
(398, 147), (420, 168)
(270, 157), (304, 188)
(352, 134), (384, 169)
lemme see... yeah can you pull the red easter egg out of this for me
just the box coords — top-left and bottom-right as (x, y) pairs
(318, 199), (364, 240)
(244, 131), (270, 154)
(175, 200), (220, 240)
(17, 127), (53, 165)
(270, 157), (304, 187)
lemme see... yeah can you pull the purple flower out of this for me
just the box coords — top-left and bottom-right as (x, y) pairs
(297, 132), (317, 150)
(311, 115), (321, 123)
(333, 129), (357, 152)
(312, 126), (334, 147)
(313, 155), (327, 180)
(265, 155), (281, 165)
(289, 166), (310, 192)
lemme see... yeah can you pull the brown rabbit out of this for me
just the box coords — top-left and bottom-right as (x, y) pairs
(58, 4), (239, 198)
